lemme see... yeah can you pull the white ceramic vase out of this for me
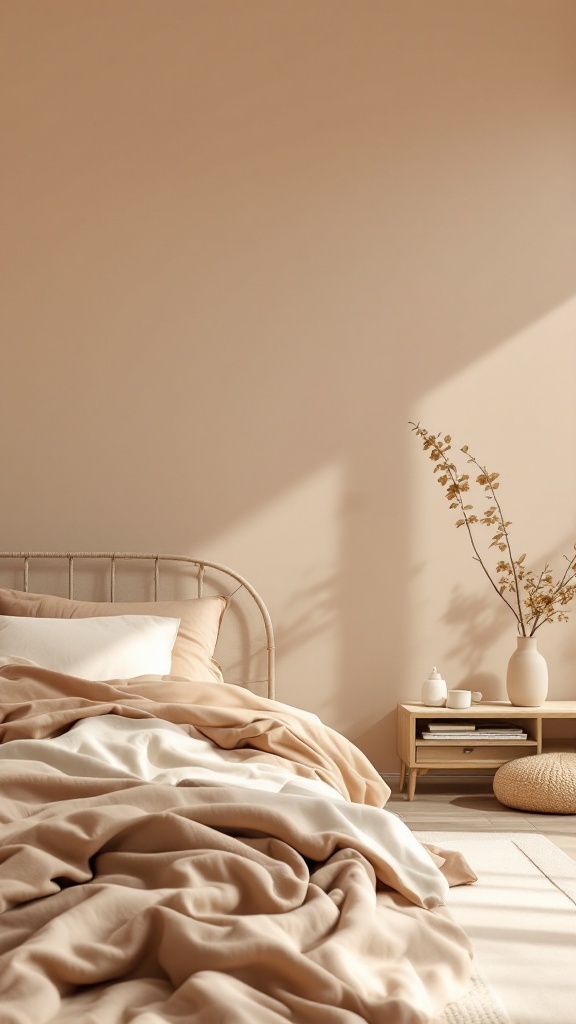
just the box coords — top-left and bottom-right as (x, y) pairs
(421, 667), (447, 706)
(506, 636), (548, 707)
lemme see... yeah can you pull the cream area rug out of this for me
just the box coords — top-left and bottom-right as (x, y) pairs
(416, 832), (576, 1024)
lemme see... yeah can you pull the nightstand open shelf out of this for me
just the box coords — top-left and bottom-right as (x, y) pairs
(397, 701), (576, 799)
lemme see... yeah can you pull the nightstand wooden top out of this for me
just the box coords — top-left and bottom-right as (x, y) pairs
(398, 700), (576, 717)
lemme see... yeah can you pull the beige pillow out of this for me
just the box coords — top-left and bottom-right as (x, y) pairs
(0, 588), (228, 683)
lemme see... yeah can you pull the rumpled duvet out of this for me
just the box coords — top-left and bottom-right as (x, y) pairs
(0, 664), (475, 1023)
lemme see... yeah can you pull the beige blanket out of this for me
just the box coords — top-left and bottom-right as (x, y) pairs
(0, 666), (474, 1023)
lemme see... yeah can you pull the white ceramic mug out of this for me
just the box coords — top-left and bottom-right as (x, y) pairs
(446, 689), (482, 709)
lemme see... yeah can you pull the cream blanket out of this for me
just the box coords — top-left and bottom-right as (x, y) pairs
(0, 666), (475, 1023)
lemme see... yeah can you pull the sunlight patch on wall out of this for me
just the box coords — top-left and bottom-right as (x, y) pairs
(408, 294), (576, 697)
(202, 462), (345, 712)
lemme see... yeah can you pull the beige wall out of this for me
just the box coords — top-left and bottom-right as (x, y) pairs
(2, 1), (576, 771)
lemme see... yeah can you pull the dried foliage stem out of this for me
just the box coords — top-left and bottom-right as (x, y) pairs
(463, 447), (525, 628)
(410, 422), (576, 637)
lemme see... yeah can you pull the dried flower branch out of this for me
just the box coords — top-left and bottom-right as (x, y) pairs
(410, 422), (576, 636)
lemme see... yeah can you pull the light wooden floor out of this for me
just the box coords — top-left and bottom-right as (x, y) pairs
(384, 774), (576, 863)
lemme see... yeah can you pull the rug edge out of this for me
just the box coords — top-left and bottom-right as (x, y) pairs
(413, 831), (576, 906)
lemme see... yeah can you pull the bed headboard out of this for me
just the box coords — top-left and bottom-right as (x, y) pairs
(0, 552), (275, 699)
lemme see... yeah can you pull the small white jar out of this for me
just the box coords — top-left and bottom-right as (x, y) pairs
(421, 667), (447, 706)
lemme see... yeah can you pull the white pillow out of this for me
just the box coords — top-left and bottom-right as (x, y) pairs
(0, 614), (181, 681)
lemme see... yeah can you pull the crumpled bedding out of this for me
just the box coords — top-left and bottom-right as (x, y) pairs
(0, 665), (475, 1023)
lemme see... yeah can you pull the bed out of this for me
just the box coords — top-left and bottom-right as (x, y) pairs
(0, 551), (475, 1024)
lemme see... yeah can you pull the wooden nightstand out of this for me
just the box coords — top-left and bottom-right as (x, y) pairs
(397, 701), (576, 800)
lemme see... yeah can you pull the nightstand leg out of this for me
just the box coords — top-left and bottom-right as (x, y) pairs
(407, 768), (418, 801)
(399, 760), (406, 792)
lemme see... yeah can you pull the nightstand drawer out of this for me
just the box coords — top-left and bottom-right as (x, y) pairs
(416, 744), (533, 765)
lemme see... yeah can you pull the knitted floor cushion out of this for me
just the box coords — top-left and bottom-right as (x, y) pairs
(493, 752), (576, 814)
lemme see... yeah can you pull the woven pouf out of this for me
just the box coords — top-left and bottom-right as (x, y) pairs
(493, 752), (576, 814)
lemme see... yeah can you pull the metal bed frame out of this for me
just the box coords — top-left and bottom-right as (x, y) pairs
(0, 552), (275, 699)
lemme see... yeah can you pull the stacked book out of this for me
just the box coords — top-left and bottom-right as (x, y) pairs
(421, 721), (528, 740)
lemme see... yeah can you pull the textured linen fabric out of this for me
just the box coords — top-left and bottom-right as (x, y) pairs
(0, 664), (475, 1023)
